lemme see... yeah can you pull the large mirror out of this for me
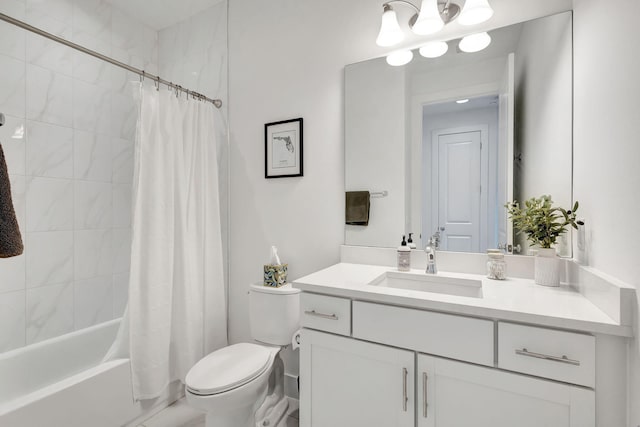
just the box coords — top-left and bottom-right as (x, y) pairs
(345, 12), (573, 256)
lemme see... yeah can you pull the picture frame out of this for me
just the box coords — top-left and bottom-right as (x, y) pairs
(265, 118), (303, 178)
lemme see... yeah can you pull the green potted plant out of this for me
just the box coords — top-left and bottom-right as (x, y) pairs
(506, 195), (579, 286)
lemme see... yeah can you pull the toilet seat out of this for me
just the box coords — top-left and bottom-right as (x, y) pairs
(185, 343), (275, 396)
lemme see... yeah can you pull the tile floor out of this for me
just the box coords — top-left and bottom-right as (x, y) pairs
(137, 397), (299, 427)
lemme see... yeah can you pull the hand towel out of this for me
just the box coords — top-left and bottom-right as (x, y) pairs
(0, 143), (23, 258)
(345, 191), (370, 226)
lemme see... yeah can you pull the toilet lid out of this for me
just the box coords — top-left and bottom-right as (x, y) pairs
(185, 343), (273, 395)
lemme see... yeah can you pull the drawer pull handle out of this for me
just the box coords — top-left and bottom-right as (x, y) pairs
(422, 372), (428, 418)
(304, 310), (339, 320)
(515, 348), (580, 366)
(402, 367), (408, 412)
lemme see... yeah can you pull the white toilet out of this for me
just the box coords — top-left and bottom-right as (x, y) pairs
(185, 283), (300, 427)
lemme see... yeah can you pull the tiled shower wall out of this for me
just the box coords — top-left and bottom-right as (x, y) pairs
(0, 0), (157, 352)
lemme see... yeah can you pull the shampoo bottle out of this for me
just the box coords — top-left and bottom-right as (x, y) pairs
(397, 235), (411, 272)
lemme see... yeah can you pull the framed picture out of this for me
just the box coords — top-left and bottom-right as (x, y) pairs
(265, 118), (303, 178)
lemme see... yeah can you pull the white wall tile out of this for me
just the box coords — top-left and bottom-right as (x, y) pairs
(72, 0), (111, 45)
(110, 68), (140, 95)
(72, 36), (111, 87)
(111, 137), (133, 183)
(112, 183), (131, 228)
(25, 18), (72, 76)
(112, 272), (128, 318)
(74, 130), (112, 181)
(25, 0), (73, 28)
(0, 253), (25, 294)
(74, 275), (113, 329)
(25, 231), (73, 287)
(26, 281), (73, 345)
(74, 180), (112, 229)
(26, 64), (73, 127)
(74, 229), (112, 280)
(0, 290), (26, 352)
(112, 227), (131, 274)
(111, 90), (138, 141)
(73, 79), (111, 134)
(25, 177), (73, 231)
(0, 115), (26, 175)
(0, 0), (25, 18)
(1, 0), (144, 351)
(25, 121), (73, 178)
(0, 54), (26, 118)
(0, 3), (26, 61)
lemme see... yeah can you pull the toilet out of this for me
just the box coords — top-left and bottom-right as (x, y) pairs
(185, 283), (300, 427)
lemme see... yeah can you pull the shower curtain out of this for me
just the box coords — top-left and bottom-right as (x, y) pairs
(108, 84), (227, 400)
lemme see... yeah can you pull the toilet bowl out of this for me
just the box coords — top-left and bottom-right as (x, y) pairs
(185, 284), (300, 427)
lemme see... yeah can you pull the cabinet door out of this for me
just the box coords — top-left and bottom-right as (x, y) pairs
(300, 329), (414, 427)
(417, 354), (594, 427)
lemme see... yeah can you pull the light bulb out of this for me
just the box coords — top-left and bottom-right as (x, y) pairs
(419, 41), (449, 58)
(458, 0), (494, 26)
(386, 50), (414, 66)
(376, 5), (404, 47)
(459, 32), (491, 53)
(412, 0), (444, 35)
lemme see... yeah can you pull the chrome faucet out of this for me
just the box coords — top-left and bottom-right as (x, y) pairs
(425, 234), (438, 274)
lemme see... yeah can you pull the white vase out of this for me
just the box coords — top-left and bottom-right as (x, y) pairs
(534, 248), (560, 287)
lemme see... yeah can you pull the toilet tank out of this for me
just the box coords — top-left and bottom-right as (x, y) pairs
(249, 283), (300, 346)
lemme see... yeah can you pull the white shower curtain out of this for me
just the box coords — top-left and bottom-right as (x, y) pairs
(119, 84), (227, 400)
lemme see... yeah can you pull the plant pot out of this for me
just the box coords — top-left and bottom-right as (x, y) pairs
(534, 248), (560, 287)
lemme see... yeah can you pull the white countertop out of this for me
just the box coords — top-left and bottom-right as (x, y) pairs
(293, 263), (633, 337)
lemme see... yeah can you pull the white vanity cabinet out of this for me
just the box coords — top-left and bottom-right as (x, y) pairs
(416, 354), (594, 427)
(300, 329), (415, 427)
(299, 295), (596, 427)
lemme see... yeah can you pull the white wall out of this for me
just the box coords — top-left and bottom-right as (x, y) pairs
(513, 12), (572, 256)
(573, 0), (640, 425)
(228, 0), (573, 383)
(345, 59), (406, 248)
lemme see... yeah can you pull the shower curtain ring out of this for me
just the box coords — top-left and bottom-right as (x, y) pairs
(155, 76), (160, 91)
(140, 70), (145, 83)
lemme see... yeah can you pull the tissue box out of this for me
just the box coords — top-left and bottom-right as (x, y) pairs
(263, 264), (288, 287)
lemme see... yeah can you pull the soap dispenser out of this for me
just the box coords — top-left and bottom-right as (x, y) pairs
(407, 233), (417, 249)
(397, 235), (411, 272)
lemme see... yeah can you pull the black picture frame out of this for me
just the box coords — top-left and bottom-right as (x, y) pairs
(265, 118), (303, 178)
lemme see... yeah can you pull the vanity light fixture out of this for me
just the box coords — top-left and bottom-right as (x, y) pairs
(459, 31), (492, 53)
(419, 40), (449, 58)
(456, 98), (469, 104)
(376, 4), (405, 46)
(386, 49), (414, 66)
(375, 0), (493, 47)
(457, 0), (494, 26)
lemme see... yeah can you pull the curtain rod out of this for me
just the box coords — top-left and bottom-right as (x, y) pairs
(0, 12), (223, 109)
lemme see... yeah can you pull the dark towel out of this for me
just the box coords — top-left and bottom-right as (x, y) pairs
(345, 191), (370, 226)
(0, 143), (23, 258)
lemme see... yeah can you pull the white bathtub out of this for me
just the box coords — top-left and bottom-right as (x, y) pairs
(0, 319), (181, 427)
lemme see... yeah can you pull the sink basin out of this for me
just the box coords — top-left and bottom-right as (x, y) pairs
(368, 271), (483, 298)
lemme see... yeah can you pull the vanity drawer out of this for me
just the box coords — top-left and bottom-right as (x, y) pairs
(352, 301), (494, 366)
(301, 293), (351, 336)
(498, 322), (595, 388)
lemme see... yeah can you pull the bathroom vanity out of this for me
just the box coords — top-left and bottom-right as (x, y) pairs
(294, 248), (633, 427)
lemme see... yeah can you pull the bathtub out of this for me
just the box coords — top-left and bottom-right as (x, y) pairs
(0, 319), (181, 427)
